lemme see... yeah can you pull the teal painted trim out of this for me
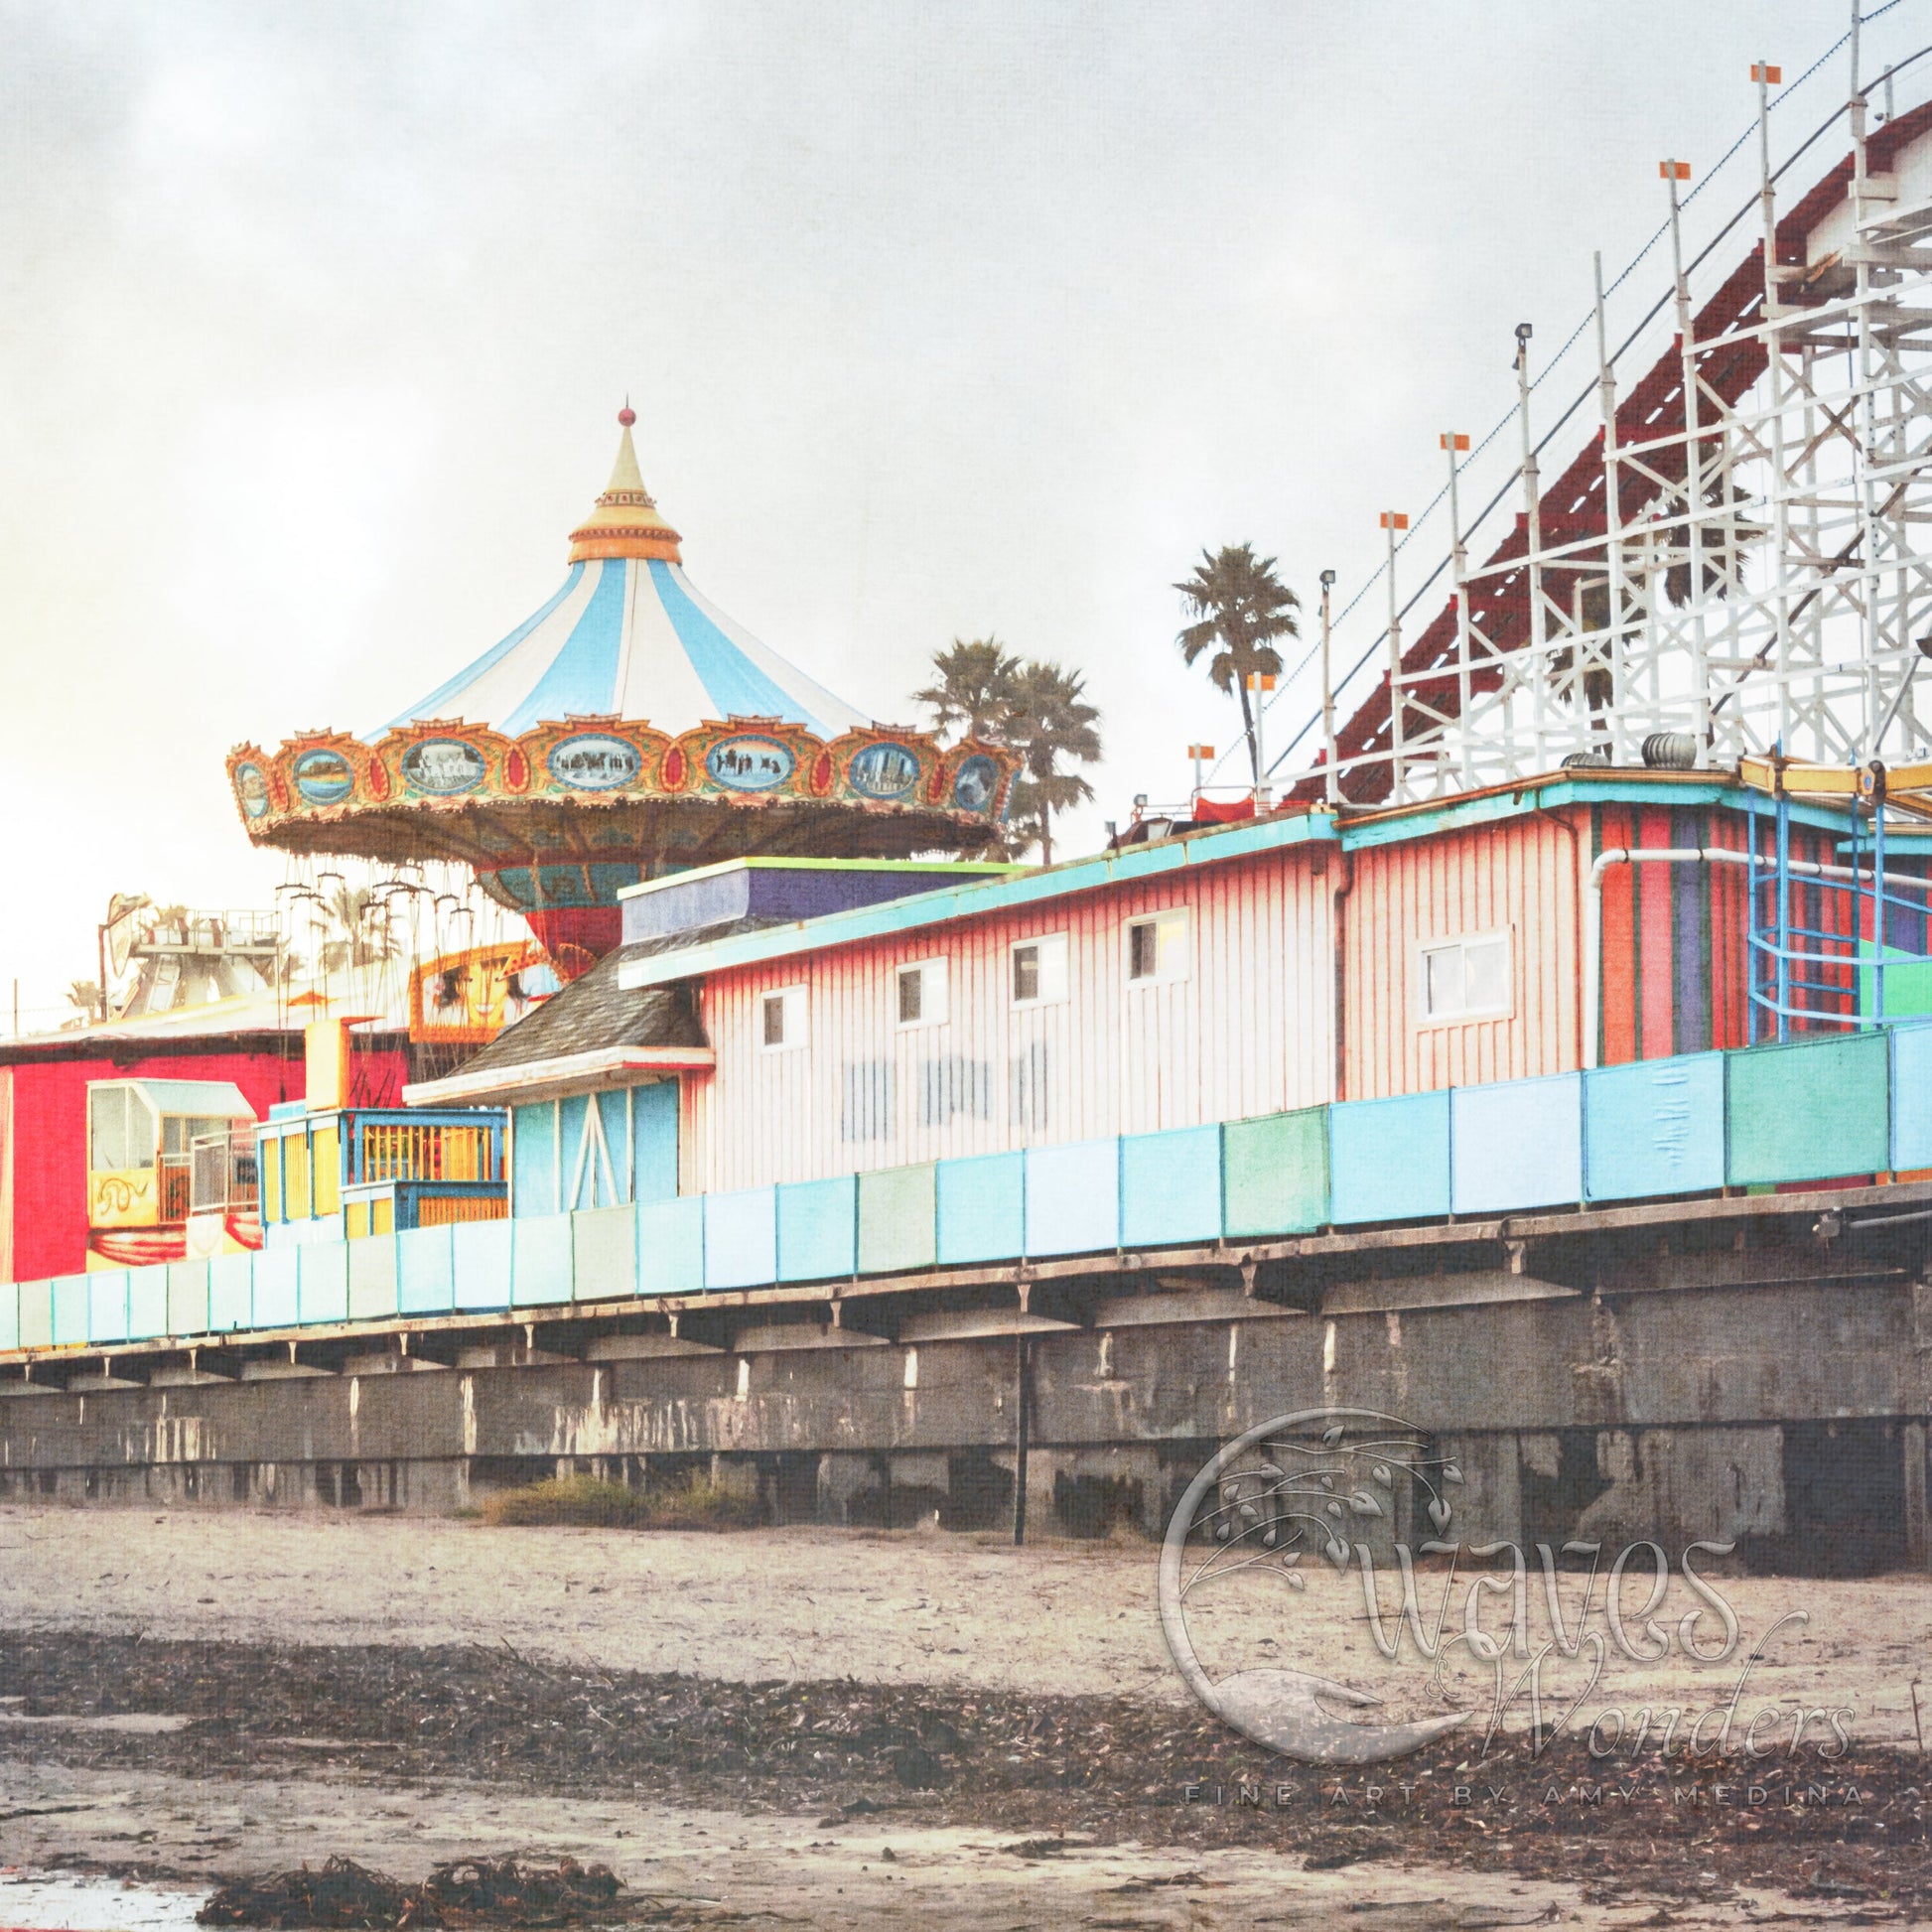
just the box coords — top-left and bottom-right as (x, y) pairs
(618, 856), (1023, 900)
(622, 813), (1341, 987)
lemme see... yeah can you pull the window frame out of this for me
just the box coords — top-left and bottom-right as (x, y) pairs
(896, 956), (950, 1030)
(759, 984), (808, 1053)
(1416, 926), (1515, 1027)
(1125, 908), (1191, 987)
(1010, 932), (1069, 1009)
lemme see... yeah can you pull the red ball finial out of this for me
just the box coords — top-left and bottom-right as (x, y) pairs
(618, 401), (635, 427)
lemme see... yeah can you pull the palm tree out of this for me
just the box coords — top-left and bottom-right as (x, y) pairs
(913, 637), (1021, 743)
(1002, 661), (1102, 866)
(1174, 545), (1301, 783)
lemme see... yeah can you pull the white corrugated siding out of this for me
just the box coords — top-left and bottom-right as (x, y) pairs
(687, 851), (1337, 1191)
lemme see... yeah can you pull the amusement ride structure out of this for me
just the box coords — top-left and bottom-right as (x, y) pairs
(1261, 17), (1932, 815)
(227, 410), (1016, 968)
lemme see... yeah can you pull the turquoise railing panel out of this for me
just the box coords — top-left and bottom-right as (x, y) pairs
(777, 1175), (858, 1282)
(167, 1261), (210, 1339)
(1585, 1052), (1726, 1201)
(936, 1153), (1025, 1265)
(637, 1195), (705, 1296)
(1121, 1126), (1222, 1248)
(1329, 1091), (1450, 1224)
(251, 1247), (300, 1328)
(125, 1267), (168, 1341)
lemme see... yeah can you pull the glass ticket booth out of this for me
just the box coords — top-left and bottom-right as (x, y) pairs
(85, 1078), (260, 1270)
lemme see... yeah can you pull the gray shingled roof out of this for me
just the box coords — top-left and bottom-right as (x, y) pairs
(454, 946), (711, 1075)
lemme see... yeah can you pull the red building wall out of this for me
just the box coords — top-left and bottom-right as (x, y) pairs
(0, 1040), (408, 1284)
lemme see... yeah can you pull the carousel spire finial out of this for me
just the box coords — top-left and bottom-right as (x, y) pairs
(569, 403), (682, 564)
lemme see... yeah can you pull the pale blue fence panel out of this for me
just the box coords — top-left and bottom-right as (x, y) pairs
(704, 1187), (778, 1291)
(126, 1267), (168, 1340)
(397, 1225), (456, 1314)
(637, 1196), (705, 1295)
(1585, 1052), (1725, 1201)
(207, 1254), (253, 1332)
(298, 1244), (349, 1325)
(778, 1176), (857, 1282)
(1451, 1073), (1585, 1214)
(51, 1275), (89, 1346)
(1025, 1139), (1121, 1257)
(0, 1284), (17, 1352)
(1120, 1126), (1222, 1248)
(1329, 1091), (1450, 1224)
(87, 1271), (129, 1345)
(510, 1214), (575, 1307)
(251, 1247), (300, 1327)
(347, 1237), (399, 1320)
(936, 1153), (1025, 1266)
(573, 1204), (638, 1303)
(452, 1219), (513, 1311)
(166, 1262), (209, 1338)
(1891, 1021), (1932, 1170)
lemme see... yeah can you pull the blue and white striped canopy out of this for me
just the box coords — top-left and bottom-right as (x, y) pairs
(375, 555), (871, 743)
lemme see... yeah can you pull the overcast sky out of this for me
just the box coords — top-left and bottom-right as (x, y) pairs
(0, 0), (1920, 1026)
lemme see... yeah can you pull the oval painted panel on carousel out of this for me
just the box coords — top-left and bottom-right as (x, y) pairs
(547, 734), (642, 791)
(848, 741), (921, 800)
(952, 754), (999, 813)
(292, 749), (355, 806)
(705, 735), (794, 791)
(233, 762), (271, 819)
(401, 738), (487, 796)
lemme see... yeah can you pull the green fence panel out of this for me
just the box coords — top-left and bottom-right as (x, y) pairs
(347, 1236), (400, 1321)
(207, 1253), (254, 1332)
(297, 1243), (349, 1325)
(52, 1275), (89, 1347)
(166, 1261), (209, 1338)
(511, 1213), (575, 1306)
(87, 1271), (129, 1345)
(637, 1195), (705, 1296)
(858, 1164), (937, 1276)
(1222, 1107), (1330, 1237)
(573, 1204), (638, 1303)
(1725, 1032), (1890, 1185)
(126, 1267), (168, 1340)
(17, 1280), (53, 1350)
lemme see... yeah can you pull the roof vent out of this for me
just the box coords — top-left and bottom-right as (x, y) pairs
(1641, 732), (1699, 770)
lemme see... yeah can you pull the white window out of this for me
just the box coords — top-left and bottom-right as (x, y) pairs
(1011, 933), (1068, 1007)
(1418, 930), (1513, 1023)
(1126, 909), (1189, 985)
(897, 957), (949, 1029)
(759, 985), (807, 1051)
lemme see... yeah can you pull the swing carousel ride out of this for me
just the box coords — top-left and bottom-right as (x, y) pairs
(226, 409), (1016, 999)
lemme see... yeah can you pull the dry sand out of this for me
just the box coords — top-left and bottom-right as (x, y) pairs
(1, 1506), (1929, 1927)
